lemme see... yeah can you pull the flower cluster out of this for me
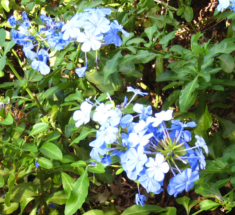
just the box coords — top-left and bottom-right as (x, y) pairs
(217, 0), (235, 12)
(8, 9), (129, 76)
(73, 87), (208, 206)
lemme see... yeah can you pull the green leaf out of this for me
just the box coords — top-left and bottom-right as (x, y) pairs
(103, 51), (122, 83)
(61, 172), (75, 199)
(0, 113), (13, 125)
(0, 71), (4, 77)
(176, 196), (190, 214)
(11, 183), (38, 203)
(83, 210), (104, 215)
(144, 23), (158, 42)
(217, 117), (235, 138)
(122, 205), (165, 215)
(61, 155), (75, 164)
(179, 76), (199, 112)
(71, 160), (87, 167)
(177, 7), (184, 16)
(38, 157), (53, 169)
(65, 90), (83, 102)
(194, 99), (212, 136)
(195, 182), (221, 198)
(199, 200), (220, 211)
(46, 191), (67, 205)
(155, 56), (164, 77)
(88, 163), (105, 174)
(0, 202), (19, 215)
(156, 71), (190, 82)
(40, 142), (63, 160)
(96, 167), (114, 184)
(1, 0), (10, 12)
(163, 90), (180, 110)
(218, 54), (234, 73)
(0, 174), (4, 188)
(65, 169), (89, 215)
(159, 207), (176, 215)
(0, 29), (6, 46)
(126, 38), (146, 45)
(19, 197), (34, 215)
(159, 31), (177, 50)
(53, 50), (68, 67)
(29, 123), (48, 136)
(184, 6), (193, 22)
(3, 40), (15, 55)
(70, 129), (96, 146)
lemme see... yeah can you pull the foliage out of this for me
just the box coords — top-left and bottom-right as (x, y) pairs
(0, 0), (235, 214)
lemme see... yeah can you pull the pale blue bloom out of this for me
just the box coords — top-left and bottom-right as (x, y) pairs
(84, 8), (112, 17)
(61, 14), (83, 40)
(126, 147), (147, 174)
(120, 114), (133, 128)
(96, 126), (118, 144)
(89, 140), (107, 162)
(23, 42), (37, 60)
(139, 173), (162, 194)
(135, 193), (146, 207)
(152, 109), (173, 127)
(101, 154), (111, 167)
(195, 135), (208, 154)
(93, 103), (113, 125)
(217, 0), (230, 11)
(127, 86), (148, 96)
(75, 66), (87, 78)
(195, 148), (206, 169)
(77, 30), (103, 52)
(133, 103), (152, 120)
(31, 49), (50, 75)
(145, 153), (169, 181)
(167, 168), (199, 197)
(73, 101), (93, 127)
(83, 13), (110, 35)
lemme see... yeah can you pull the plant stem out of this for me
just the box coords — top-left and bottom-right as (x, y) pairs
(192, 209), (203, 215)
(74, 43), (82, 67)
(155, 0), (177, 11)
(38, 167), (50, 214)
(6, 59), (46, 115)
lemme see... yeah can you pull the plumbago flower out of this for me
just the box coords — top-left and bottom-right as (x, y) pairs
(72, 87), (208, 206)
(8, 9), (129, 76)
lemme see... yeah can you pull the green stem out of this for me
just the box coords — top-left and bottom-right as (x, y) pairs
(6, 59), (46, 115)
(155, 0), (177, 11)
(38, 167), (50, 214)
(11, 49), (23, 68)
(192, 209), (203, 215)
(74, 43), (82, 67)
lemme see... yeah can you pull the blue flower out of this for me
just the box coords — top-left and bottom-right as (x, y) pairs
(217, 0), (230, 11)
(75, 66), (87, 78)
(167, 168), (199, 197)
(89, 140), (107, 162)
(47, 32), (69, 50)
(195, 135), (208, 154)
(8, 15), (17, 27)
(61, 14), (83, 40)
(120, 114), (133, 128)
(23, 42), (37, 60)
(133, 103), (152, 120)
(101, 154), (111, 167)
(145, 153), (169, 182)
(97, 126), (118, 144)
(84, 8), (112, 17)
(104, 28), (123, 46)
(139, 173), (162, 194)
(35, 161), (40, 168)
(31, 49), (50, 75)
(127, 86), (148, 96)
(77, 30), (103, 52)
(93, 103), (113, 125)
(152, 110), (173, 127)
(195, 148), (206, 169)
(135, 193), (146, 207)
(83, 13), (110, 35)
(73, 101), (93, 127)
(126, 147), (148, 174)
